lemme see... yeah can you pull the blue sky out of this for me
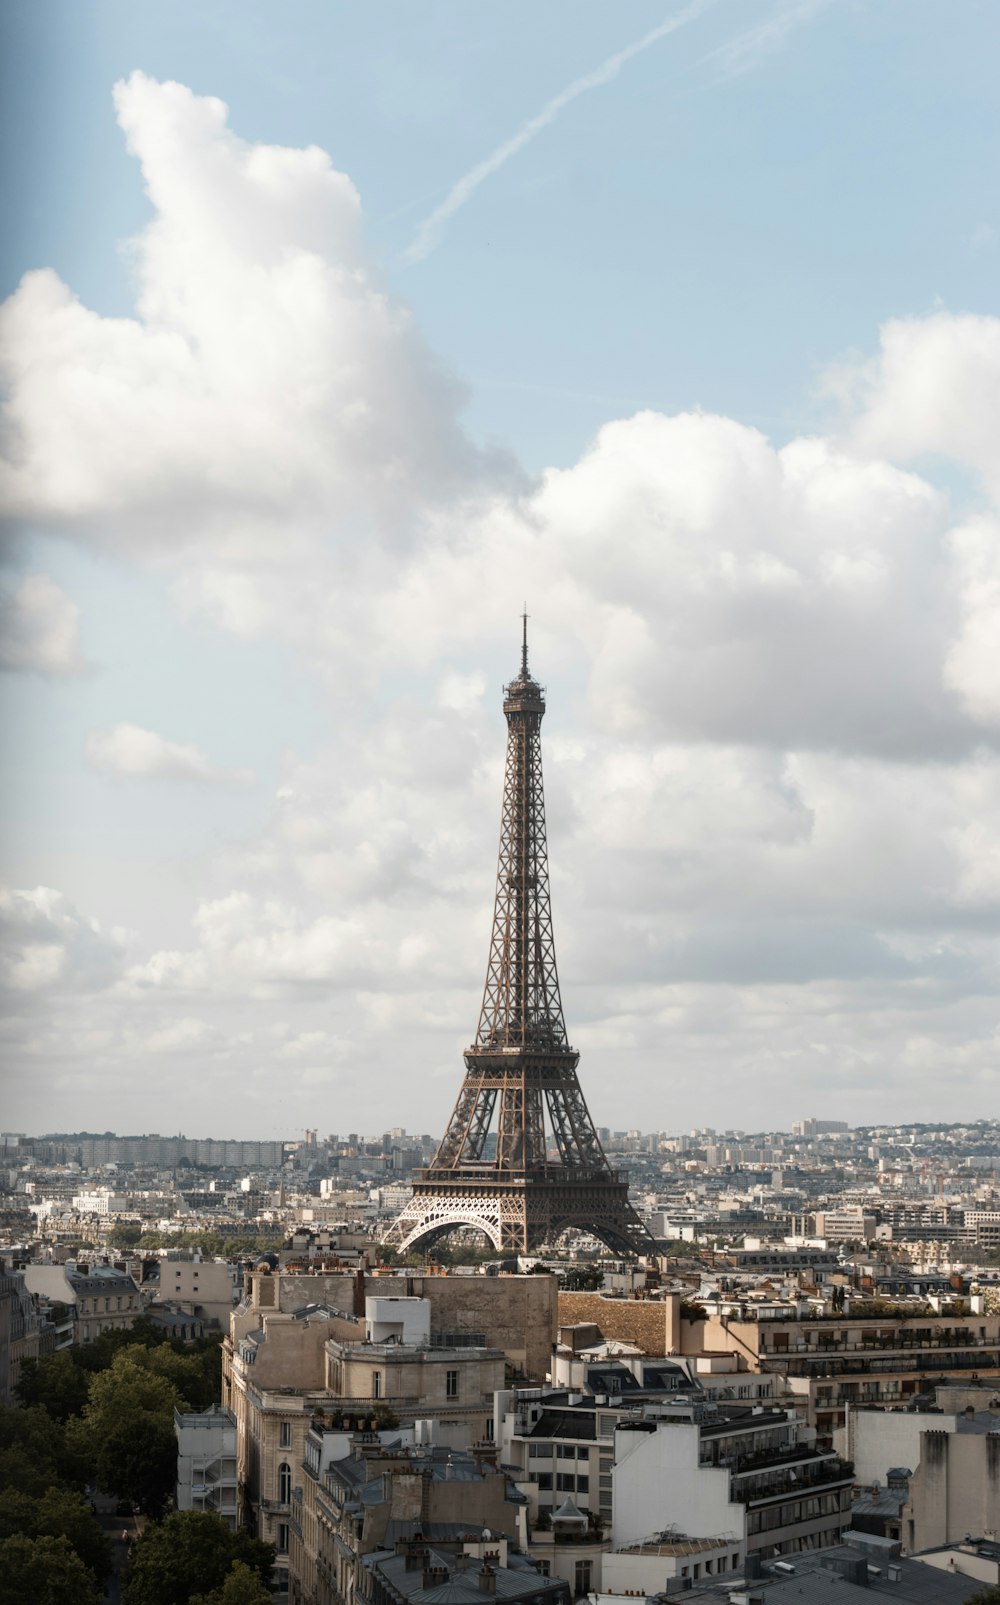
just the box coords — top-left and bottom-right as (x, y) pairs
(6, 1), (998, 463)
(2, 1), (999, 1139)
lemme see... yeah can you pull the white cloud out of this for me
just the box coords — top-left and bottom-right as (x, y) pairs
(833, 310), (1000, 506)
(3, 77), (1000, 1133)
(85, 722), (254, 786)
(0, 574), (85, 675)
(0, 887), (124, 994)
(0, 72), (513, 555)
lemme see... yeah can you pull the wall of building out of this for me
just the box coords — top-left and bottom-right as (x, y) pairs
(556, 1293), (681, 1356)
(245, 1270), (557, 1379)
(612, 1423), (738, 1548)
(155, 1259), (234, 1328)
(837, 1407), (957, 1485)
(602, 1543), (741, 1594)
(904, 1430), (1000, 1553)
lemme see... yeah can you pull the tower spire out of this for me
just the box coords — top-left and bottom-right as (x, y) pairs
(521, 605), (529, 679)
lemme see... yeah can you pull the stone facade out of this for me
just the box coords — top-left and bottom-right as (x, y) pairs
(223, 1291), (516, 1591)
(0, 1268), (43, 1404)
(21, 1262), (142, 1345)
(242, 1269), (557, 1379)
(291, 1438), (523, 1605)
(556, 1291), (683, 1356)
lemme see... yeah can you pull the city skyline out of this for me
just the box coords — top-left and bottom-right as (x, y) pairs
(2, 3), (999, 1138)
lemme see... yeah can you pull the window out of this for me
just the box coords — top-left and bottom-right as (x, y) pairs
(277, 1523), (289, 1553)
(279, 1422), (291, 1448)
(556, 1473), (574, 1492)
(278, 1463), (291, 1504)
(537, 1474), (552, 1492)
(576, 1476), (589, 1495)
(574, 1561), (592, 1596)
(558, 1445), (575, 1459)
(372, 1370), (382, 1399)
(446, 1370), (459, 1399)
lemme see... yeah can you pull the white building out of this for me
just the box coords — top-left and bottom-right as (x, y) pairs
(612, 1402), (854, 1564)
(175, 1405), (238, 1529)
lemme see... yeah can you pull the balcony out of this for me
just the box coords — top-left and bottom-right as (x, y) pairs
(732, 1456), (853, 1506)
(762, 1329), (983, 1357)
(779, 1348), (1000, 1379)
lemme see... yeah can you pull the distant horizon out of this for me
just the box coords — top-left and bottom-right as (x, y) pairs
(12, 1116), (1000, 1146)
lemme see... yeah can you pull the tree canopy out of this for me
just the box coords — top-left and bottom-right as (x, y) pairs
(122, 1512), (274, 1605)
(68, 1354), (181, 1516)
(0, 1485), (111, 1588)
(191, 1559), (272, 1605)
(0, 1533), (103, 1605)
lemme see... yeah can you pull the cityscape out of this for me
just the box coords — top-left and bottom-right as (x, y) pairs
(3, 3), (1000, 1605)
(2, 1109), (1000, 1602)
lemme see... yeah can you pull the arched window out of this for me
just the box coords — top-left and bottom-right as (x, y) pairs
(278, 1462), (291, 1503)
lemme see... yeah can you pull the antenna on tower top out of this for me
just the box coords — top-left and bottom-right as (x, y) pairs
(521, 605), (529, 677)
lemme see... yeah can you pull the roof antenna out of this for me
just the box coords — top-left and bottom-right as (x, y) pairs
(521, 604), (529, 678)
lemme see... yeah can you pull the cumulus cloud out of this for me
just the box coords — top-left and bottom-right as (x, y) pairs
(3, 76), (1000, 1132)
(0, 574), (85, 675)
(0, 887), (125, 994)
(85, 722), (254, 786)
(838, 311), (1000, 505)
(0, 71), (514, 556)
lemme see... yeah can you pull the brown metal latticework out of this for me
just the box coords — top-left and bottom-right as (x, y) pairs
(383, 623), (653, 1256)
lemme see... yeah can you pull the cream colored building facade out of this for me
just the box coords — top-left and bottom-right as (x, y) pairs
(21, 1262), (143, 1345)
(154, 1256), (235, 1329)
(223, 1284), (512, 1590)
(902, 1427), (1000, 1554)
(292, 1436), (521, 1605)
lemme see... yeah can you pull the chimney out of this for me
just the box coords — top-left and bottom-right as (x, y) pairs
(353, 1266), (366, 1317)
(478, 1565), (496, 1595)
(423, 1566), (449, 1589)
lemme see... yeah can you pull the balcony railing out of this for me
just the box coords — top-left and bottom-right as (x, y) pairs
(731, 1457), (853, 1506)
(762, 1330), (985, 1356)
(777, 1349), (1000, 1379)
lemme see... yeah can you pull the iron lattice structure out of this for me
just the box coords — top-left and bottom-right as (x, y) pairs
(384, 625), (654, 1257)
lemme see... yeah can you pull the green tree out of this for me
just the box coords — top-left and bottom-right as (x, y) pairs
(0, 1533), (102, 1605)
(107, 1223), (143, 1248)
(560, 1266), (603, 1291)
(69, 1355), (181, 1515)
(191, 1559), (272, 1605)
(74, 1314), (169, 1374)
(965, 1589), (1000, 1605)
(15, 1351), (89, 1421)
(111, 1341), (220, 1413)
(0, 1404), (87, 1497)
(0, 1486), (111, 1586)
(122, 1512), (274, 1605)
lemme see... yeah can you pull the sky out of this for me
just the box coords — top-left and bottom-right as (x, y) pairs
(1, 0), (999, 1142)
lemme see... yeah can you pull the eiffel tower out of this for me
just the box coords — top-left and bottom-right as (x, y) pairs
(384, 620), (653, 1257)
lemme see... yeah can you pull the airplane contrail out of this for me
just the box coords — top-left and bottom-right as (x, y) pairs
(403, 0), (718, 264)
